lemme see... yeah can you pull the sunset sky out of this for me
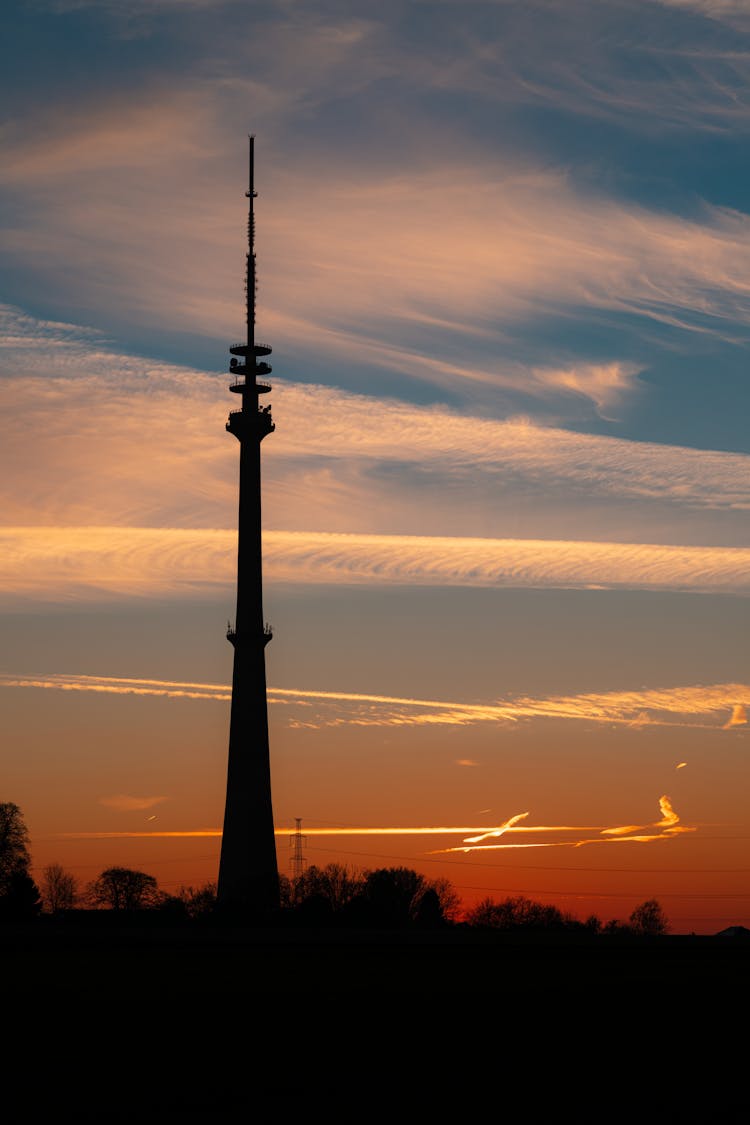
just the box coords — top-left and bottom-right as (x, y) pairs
(2, 0), (749, 932)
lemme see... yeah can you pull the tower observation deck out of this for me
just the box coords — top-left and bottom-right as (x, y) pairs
(217, 137), (279, 913)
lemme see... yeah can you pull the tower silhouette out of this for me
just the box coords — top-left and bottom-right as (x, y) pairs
(217, 137), (279, 912)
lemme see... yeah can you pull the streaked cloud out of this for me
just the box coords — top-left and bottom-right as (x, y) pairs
(436, 795), (695, 854)
(99, 794), (168, 811)
(723, 702), (748, 728)
(1, 526), (749, 603)
(2, 309), (748, 561)
(62, 825), (567, 840)
(656, 795), (680, 826)
(0, 673), (232, 702)
(656, 1), (750, 29)
(261, 530), (750, 594)
(2, 672), (747, 732)
(464, 812), (530, 846)
(59, 795), (693, 847)
(7, 72), (750, 404)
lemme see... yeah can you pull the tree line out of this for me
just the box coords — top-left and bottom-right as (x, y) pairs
(0, 801), (669, 934)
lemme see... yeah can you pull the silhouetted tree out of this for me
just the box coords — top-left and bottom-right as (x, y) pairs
(0, 869), (42, 920)
(603, 918), (632, 935)
(466, 895), (570, 931)
(291, 863), (364, 912)
(0, 802), (32, 894)
(413, 887), (444, 928)
(0, 803), (40, 919)
(278, 873), (294, 908)
(361, 866), (427, 927)
(176, 883), (217, 918)
(430, 877), (462, 923)
(281, 862), (461, 927)
(41, 863), (79, 913)
(630, 898), (669, 936)
(87, 867), (162, 911)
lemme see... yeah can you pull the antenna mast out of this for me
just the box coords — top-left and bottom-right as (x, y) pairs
(245, 134), (257, 355)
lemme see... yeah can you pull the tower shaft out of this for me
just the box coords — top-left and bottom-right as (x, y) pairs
(217, 137), (279, 913)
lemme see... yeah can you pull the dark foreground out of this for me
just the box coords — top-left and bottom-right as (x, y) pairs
(5, 919), (748, 1121)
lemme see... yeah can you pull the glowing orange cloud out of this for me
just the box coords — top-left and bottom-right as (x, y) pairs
(2, 526), (750, 604)
(723, 704), (748, 729)
(656, 796), (680, 827)
(7, 40), (750, 371)
(0, 672), (232, 701)
(3, 313), (748, 535)
(435, 796), (695, 854)
(463, 812), (530, 845)
(63, 825), (556, 840)
(1, 673), (747, 733)
(99, 795), (168, 812)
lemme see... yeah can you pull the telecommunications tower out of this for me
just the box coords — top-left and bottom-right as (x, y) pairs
(217, 137), (279, 912)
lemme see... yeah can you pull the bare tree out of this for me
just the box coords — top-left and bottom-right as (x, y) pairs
(41, 864), (79, 912)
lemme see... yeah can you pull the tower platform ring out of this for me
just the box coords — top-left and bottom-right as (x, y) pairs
(229, 342), (272, 357)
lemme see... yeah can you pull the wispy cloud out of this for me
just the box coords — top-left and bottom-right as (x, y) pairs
(58, 794), (695, 847)
(99, 794), (168, 811)
(0, 673), (232, 701)
(2, 309), (748, 555)
(1, 526), (749, 603)
(656, 1), (750, 31)
(261, 530), (750, 594)
(723, 702), (748, 728)
(436, 795), (695, 853)
(2, 672), (746, 732)
(464, 813), (531, 846)
(7, 71), (750, 397)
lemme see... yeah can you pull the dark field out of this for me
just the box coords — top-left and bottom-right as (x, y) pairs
(4, 919), (748, 1121)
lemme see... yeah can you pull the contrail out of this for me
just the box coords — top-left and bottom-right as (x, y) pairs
(434, 795), (695, 854)
(1, 672), (746, 731)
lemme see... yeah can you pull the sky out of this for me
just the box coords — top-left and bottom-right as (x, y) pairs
(2, 0), (749, 932)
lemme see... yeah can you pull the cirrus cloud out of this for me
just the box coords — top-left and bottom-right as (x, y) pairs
(1, 526), (749, 604)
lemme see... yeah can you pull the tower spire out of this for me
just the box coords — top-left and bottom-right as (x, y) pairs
(217, 138), (279, 914)
(246, 134), (256, 356)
